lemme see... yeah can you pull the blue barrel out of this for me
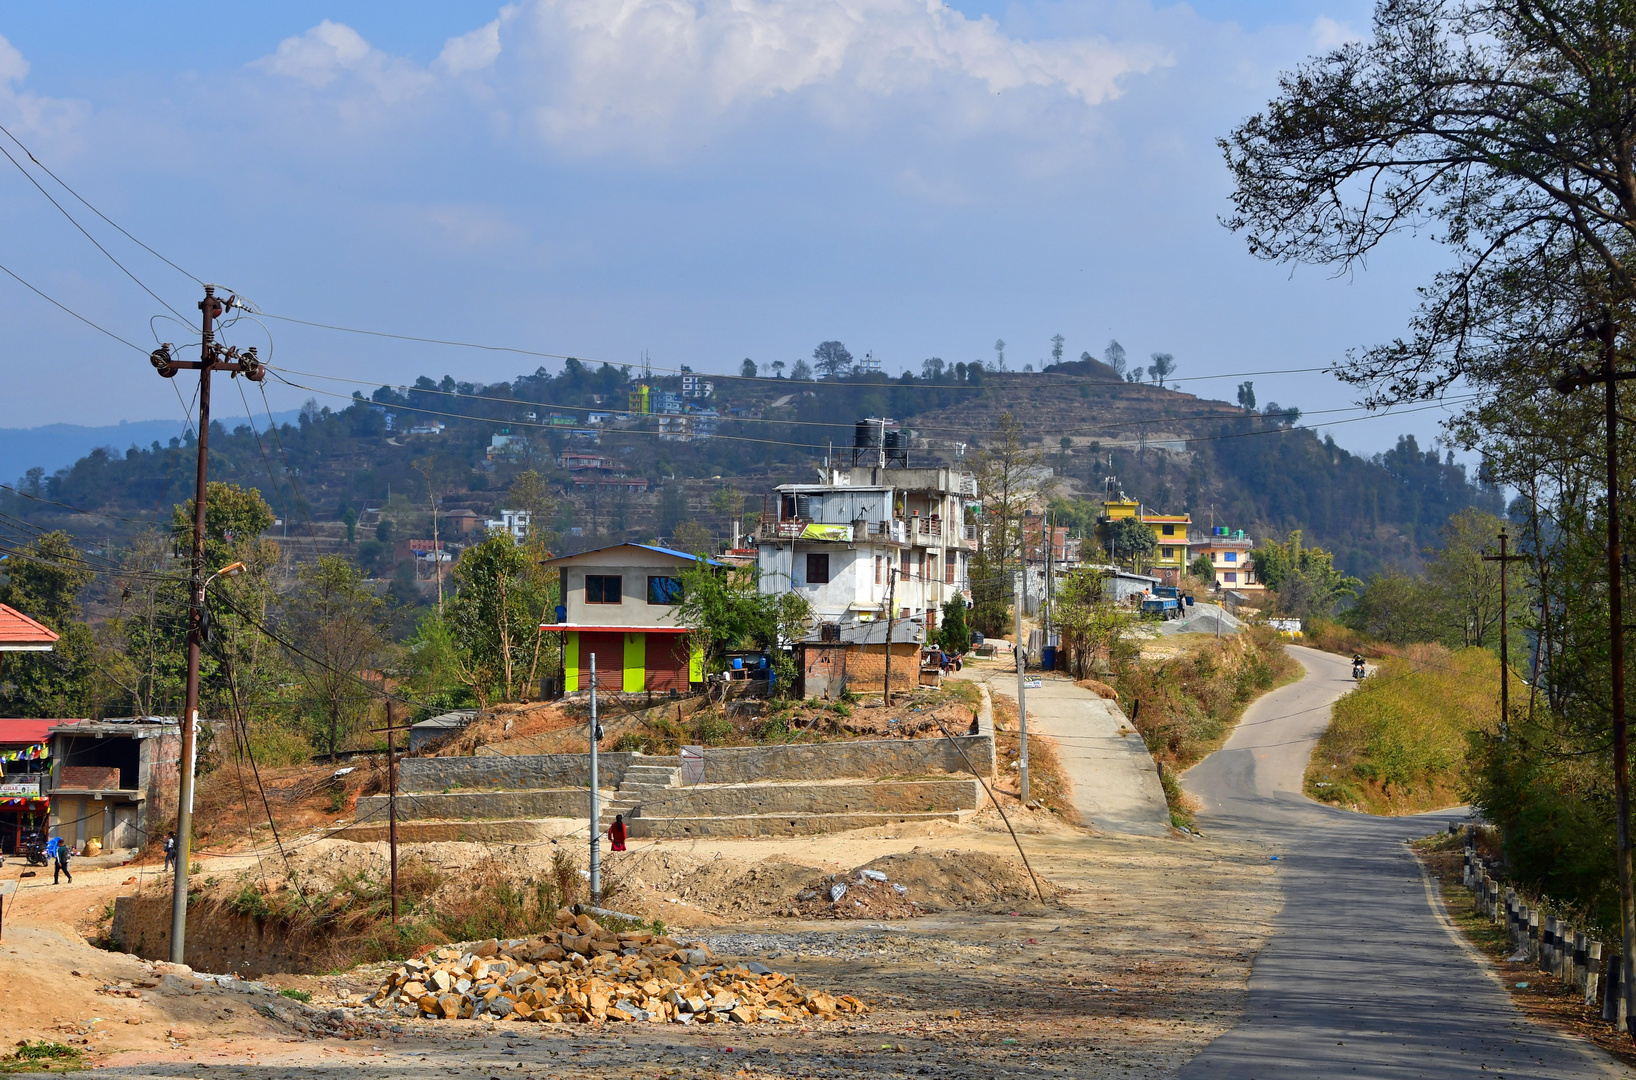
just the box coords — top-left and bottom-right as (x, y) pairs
(731, 657), (743, 670)
(1041, 645), (1057, 670)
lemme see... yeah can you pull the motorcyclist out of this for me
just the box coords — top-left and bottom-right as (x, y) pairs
(1352, 653), (1366, 679)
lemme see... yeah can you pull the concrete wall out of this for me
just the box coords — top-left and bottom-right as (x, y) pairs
(398, 752), (673, 793)
(636, 778), (979, 817)
(355, 789), (588, 821)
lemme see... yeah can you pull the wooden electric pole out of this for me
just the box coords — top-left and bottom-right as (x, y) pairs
(1553, 314), (1636, 1033)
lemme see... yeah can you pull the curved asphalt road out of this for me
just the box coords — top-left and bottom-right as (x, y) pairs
(1180, 645), (1626, 1079)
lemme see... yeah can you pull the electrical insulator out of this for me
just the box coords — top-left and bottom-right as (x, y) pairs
(239, 346), (265, 383)
(149, 344), (176, 378)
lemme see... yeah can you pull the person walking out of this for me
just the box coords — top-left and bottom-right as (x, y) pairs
(53, 838), (71, 885)
(163, 831), (177, 873)
(608, 814), (627, 852)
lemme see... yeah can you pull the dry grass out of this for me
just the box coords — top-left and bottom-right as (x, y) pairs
(1117, 626), (1300, 771)
(1305, 645), (1499, 815)
(989, 692), (1075, 822)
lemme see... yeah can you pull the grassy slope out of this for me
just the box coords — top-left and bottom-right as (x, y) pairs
(1117, 626), (1301, 826)
(1304, 645), (1499, 814)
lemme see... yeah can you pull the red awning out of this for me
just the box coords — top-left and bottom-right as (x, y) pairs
(0, 718), (79, 746)
(538, 624), (694, 633)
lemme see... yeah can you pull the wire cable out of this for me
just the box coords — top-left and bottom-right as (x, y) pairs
(0, 140), (191, 323)
(0, 258), (145, 352)
(0, 120), (203, 287)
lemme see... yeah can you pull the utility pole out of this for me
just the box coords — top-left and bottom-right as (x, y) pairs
(883, 557), (897, 704)
(148, 285), (264, 965)
(588, 654), (602, 906)
(1015, 570), (1030, 806)
(1481, 527), (1525, 735)
(369, 701), (412, 926)
(414, 461), (444, 614)
(1553, 313), (1636, 1032)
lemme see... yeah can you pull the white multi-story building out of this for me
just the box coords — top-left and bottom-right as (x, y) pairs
(485, 508), (531, 542)
(755, 463), (977, 629)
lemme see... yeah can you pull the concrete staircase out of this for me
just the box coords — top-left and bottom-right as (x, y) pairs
(603, 760), (681, 823)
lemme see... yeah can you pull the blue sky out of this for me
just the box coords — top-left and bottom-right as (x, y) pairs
(0, 0), (1466, 458)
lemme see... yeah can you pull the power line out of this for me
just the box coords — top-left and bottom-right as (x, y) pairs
(0, 140), (190, 323)
(0, 258), (145, 352)
(0, 121), (203, 287)
(254, 308), (1345, 394)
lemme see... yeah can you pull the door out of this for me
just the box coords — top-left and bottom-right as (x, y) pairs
(111, 806), (138, 849)
(577, 632), (626, 692)
(644, 633), (691, 693)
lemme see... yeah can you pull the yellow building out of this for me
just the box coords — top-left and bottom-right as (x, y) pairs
(1102, 498), (1192, 586)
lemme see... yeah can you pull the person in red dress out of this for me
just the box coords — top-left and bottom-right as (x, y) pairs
(608, 814), (627, 852)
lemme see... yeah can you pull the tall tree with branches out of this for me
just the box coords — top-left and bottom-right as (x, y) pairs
(1221, 0), (1636, 1009)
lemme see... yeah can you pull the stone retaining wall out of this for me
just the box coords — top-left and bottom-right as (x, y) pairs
(355, 789), (589, 821)
(634, 778), (980, 818)
(399, 734), (991, 793)
(694, 735), (992, 785)
(628, 811), (962, 839)
(398, 753), (674, 793)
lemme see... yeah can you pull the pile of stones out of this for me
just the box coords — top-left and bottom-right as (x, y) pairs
(370, 911), (868, 1025)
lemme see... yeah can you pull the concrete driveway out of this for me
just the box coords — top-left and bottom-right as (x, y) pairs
(965, 665), (1171, 837)
(1181, 645), (1625, 1079)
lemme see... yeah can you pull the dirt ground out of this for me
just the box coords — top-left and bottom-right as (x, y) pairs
(0, 795), (1283, 1079)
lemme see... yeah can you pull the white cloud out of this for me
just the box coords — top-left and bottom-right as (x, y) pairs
(1311, 15), (1363, 52)
(0, 33), (86, 147)
(0, 33), (28, 84)
(438, 19), (504, 76)
(251, 3), (1168, 156)
(507, 0), (1169, 147)
(253, 20), (431, 102)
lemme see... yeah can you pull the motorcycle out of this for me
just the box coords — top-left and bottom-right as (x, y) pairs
(20, 831), (47, 867)
(1352, 660), (1366, 682)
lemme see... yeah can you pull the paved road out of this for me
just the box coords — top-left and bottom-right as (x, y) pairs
(1181, 645), (1626, 1079)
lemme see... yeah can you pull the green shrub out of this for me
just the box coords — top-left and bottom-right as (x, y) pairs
(1304, 645), (1496, 814)
(245, 722), (315, 767)
(278, 988), (312, 1003)
(690, 712), (733, 746)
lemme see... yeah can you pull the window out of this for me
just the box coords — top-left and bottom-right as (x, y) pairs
(1162, 524), (1175, 536)
(1225, 551), (1237, 563)
(647, 576), (684, 605)
(806, 553), (830, 584)
(926, 555), (937, 583)
(585, 575), (622, 604)
(1226, 572), (1238, 583)
(874, 556), (882, 585)
(1161, 546), (1174, 559)
(945, 557), (956, 584)
(900, 557), (909, 581)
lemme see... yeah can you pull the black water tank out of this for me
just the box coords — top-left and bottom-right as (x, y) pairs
(884, 429), (908, 466)
(855, 419), (881, 449)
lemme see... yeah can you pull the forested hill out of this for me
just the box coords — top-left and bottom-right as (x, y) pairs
(4, 358), (1497, 580)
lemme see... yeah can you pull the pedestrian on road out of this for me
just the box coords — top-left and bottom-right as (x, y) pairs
(163, 830), (176, 873)
(53, 839), (71, 885)
(608, 814), (627, 852)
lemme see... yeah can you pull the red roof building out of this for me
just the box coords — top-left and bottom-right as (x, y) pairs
(0, 604), (58, 651)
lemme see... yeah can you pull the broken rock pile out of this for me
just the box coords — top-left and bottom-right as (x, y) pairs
(790, 867), (918, 920)
(371, 911), (867, 1025)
